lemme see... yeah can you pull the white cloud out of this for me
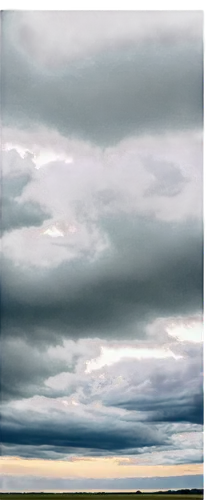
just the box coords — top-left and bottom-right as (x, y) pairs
(166, 317), (203, 343)
(123, 444), (203, 467)
(2, 127), (202, 267)
(172, 428), (203, 451)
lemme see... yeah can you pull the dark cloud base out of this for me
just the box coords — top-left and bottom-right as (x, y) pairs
(1, 216), (203, 343)
(2, 26), (203, 145)
(1, 372), (203, 457)
(1, 410), (167, 453)
(1, 11), (203, 474)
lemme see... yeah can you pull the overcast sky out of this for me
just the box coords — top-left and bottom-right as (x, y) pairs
(1, 10), (203, 493)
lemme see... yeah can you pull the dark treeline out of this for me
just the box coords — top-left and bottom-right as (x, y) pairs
(0, 490), (203, 495)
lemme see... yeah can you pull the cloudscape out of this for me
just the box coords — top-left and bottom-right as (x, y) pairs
(1, 10), (203, 493)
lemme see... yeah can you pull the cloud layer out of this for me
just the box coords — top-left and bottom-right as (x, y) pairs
(2, 215), (203, 344)
(1, 10), (203, 492)
(1, 333), (203, 466)
(2, 12), (203, 145)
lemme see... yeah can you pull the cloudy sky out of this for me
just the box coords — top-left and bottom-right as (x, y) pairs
(1, 10), (203, 492)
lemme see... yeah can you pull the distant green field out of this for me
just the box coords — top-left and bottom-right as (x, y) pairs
(0, 494), (203, 500)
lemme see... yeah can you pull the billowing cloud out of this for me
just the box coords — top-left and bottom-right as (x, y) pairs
(1, 333), (203, 465)
(2, 145), (35, 176)
(85, 344), (203, 427)
(5, 11), (202, 65)
(1, 10), (203, 491)
(1, 400), (168, 453)
(2, 215), (203, 343)
(1, 336), (98, 402)
(2, 12), (203, 145)
(1, 144), (203, 398)
(2, 150), (51, 233)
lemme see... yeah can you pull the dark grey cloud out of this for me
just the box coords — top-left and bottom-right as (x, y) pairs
(2, 144), (203, 398)
(0, 474), (204, 492)
(6, 11), (202, 64)
(1, 405), (167, 454)
(1, 11), (203, 473)
(2, 198), (50, 234)
(1, 215), (203, 343)
(2, 152), (50, 233)
(1, 343), (204, 465)
(1, 340), (99, 399)
(3, 384), (202, 464)
(2, 224), (202, 344)
(104, 381), (203, 429)
(2, 20), (203, 145)
(79, 345), (203, 426)
(1, 149), (42, 198)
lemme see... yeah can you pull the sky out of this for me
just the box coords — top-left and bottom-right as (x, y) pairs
(1, 9), (203, 493)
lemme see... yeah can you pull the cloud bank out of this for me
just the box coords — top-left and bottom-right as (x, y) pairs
(1, 10), (203, 492)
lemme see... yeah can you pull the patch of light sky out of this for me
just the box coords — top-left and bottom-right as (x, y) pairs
(2, 143), (73, 170)
(86, 318), (204, 373)
(0, 457), (203, 479)
(2, 128), (204, 176)
(42, 222), (77, 238)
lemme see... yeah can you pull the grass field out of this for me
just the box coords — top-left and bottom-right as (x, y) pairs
(0, 494), (203, 500)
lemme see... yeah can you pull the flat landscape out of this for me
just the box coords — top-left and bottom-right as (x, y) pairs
(0, 494), (203, 500)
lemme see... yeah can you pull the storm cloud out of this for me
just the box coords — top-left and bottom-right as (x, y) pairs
(1, 214), (202, 343)
(1, 10), (203, 491)
(2, 12), (203, 145)
(2, 344), (203, 465)
(1, 144), (203, 398)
